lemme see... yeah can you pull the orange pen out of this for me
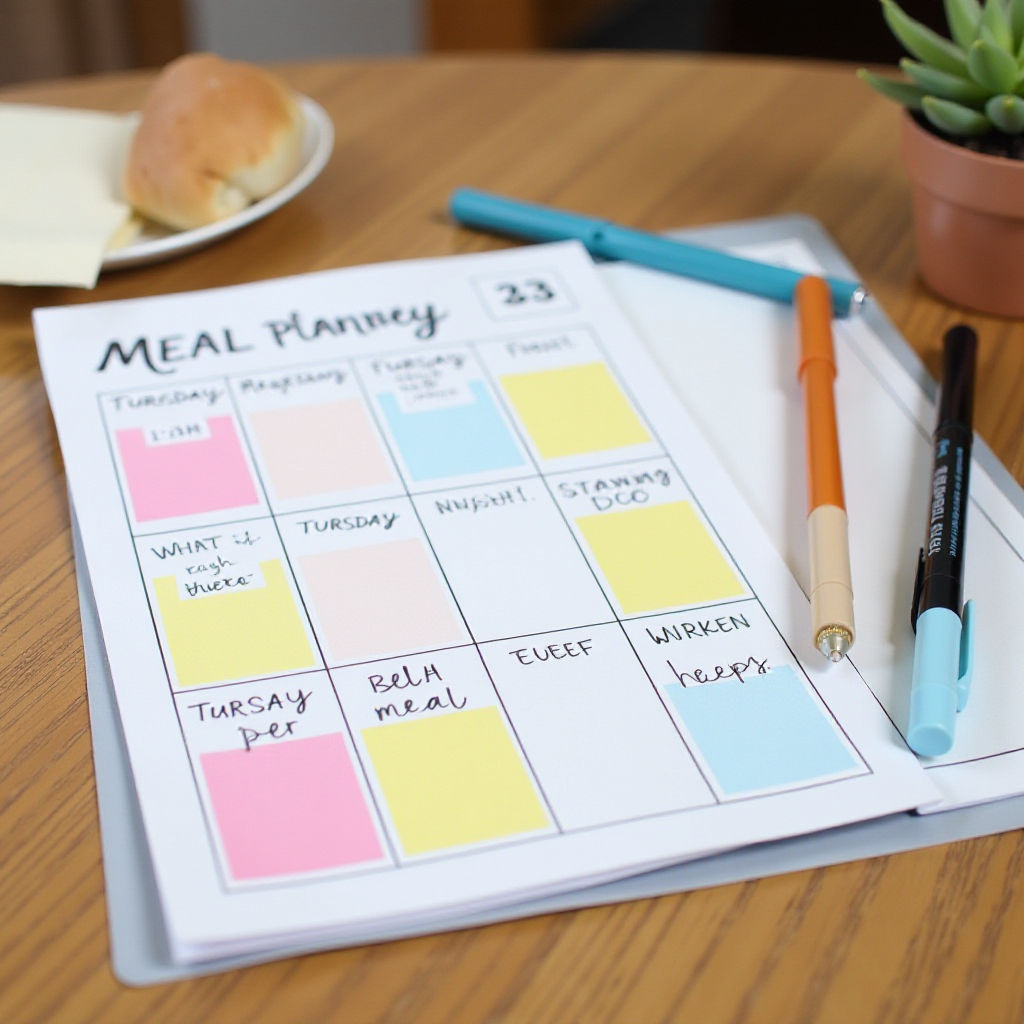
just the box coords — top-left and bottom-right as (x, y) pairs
(795, 276), (856, 662)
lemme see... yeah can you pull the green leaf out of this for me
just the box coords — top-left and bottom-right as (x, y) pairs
(968, 37), (1018, 89)
(900, 58), (989, 103)
(923, 95), (994, 133)
(882, 0), (968, 75)
(1008, 0), (1024, 51)
(944, 0), (982, 50)
(979, 0), (1013, 51)
(857, 68), (927, 109)
(985, 92), (1024, 130)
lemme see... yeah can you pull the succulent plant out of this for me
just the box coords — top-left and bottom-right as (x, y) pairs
(859, 0), (1024, 137)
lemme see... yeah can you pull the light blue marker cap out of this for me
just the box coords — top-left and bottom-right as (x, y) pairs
(908, 606), (972, 756)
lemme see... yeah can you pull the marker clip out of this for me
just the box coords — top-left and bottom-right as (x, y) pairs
(910, 548), (925, 632)
(957, 599), (976, 712)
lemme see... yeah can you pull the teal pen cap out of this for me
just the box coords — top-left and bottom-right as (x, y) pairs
(448, 187), (867, 317)
(450, 187), (609, 247)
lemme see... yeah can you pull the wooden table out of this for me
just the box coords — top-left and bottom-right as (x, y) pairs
(3, 54), (1024, 1024)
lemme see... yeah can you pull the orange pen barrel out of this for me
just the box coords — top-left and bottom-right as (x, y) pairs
(796, 276), (845, 513)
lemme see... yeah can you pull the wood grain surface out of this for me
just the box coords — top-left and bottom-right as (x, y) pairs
(2, 55), (1024, 1024)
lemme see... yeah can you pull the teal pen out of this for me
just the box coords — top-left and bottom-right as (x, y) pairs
(449, 187), (867, 317)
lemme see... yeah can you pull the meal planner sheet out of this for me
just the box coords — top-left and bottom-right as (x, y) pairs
(35, 242), (938, 960)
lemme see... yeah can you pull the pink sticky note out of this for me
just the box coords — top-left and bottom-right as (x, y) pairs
(201, 733), (383, 881)
(116, 415), (259, 521)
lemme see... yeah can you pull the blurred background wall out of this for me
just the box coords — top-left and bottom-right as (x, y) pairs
(187, 0), (420, 64)
(0, 0), (949, 87)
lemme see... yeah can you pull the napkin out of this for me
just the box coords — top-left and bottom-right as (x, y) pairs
(0, 104), (139, 288)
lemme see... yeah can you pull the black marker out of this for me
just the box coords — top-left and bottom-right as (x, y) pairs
(907, 325), (977, 757)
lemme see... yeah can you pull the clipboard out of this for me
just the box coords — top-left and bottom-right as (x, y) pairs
(77, 214), (1024, 985)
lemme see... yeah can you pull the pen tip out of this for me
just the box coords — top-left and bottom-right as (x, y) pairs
(817, 626), (852, 662)
(848, 286), (869, 316)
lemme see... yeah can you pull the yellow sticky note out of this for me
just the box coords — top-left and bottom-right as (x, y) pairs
(577, 501), (744, 614)
(501, 362), (649, 458)
(154, 559), (315, 687)
(363, 707), (548, 855)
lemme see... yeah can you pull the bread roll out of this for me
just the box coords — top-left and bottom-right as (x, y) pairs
(124, 53), (305, 231)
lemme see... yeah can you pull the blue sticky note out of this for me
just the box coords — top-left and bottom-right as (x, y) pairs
(378, 381), (524, 480)
(667, 666), (856, 795)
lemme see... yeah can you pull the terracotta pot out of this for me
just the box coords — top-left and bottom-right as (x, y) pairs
(900, 111), (1024, 317)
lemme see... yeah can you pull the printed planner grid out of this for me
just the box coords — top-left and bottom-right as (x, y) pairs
(97, 336), (868, 890)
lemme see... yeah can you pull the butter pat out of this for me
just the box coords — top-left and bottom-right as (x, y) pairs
(0, 104), (138, 288)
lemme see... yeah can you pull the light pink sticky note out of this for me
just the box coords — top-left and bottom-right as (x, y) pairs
(116, 415), (259, 521)
(250, 399), (393, 501)
(201, 733), (382, 881)
(300, 539), (465, 663)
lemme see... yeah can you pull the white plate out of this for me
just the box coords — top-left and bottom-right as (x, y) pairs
(103, 95), (334, 271)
